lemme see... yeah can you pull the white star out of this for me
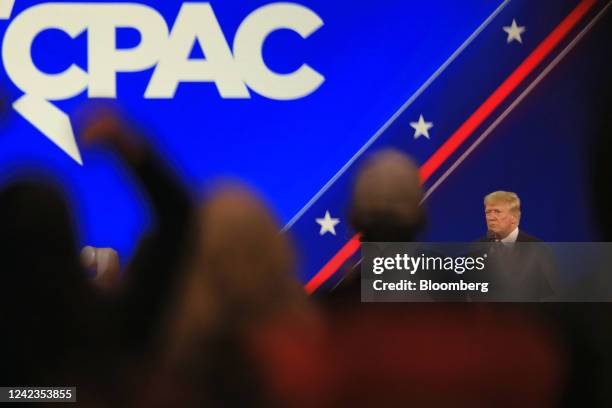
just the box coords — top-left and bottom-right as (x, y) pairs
(410, 114), (433, 139)
(316, 211), (340, 236)
(503, 19), (526, 44)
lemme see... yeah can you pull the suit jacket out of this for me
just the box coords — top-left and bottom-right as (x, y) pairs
(474, 230), (554, 301)
(518, 231), (542, 242)
(476, 230), (542, 243)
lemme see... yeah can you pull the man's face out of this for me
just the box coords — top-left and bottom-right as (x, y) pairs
(485, 202), (517, 238)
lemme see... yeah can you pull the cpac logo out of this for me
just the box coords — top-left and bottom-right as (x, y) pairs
(0, 1), (325, 164)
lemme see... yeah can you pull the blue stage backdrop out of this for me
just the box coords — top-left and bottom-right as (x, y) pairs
(0, 0), (608, 285)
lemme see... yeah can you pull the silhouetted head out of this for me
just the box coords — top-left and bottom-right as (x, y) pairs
(161, 183), (310, 399)
(350, 149), (425, 242)
(196, 184), (303, 318)
(0, 180), (97, 384)
(0, 181), (82, 287)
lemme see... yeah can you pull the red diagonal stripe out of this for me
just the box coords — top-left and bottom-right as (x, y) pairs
(305, 0), (595, 294)
(304, 234), (361, 294)
(419, 0), (595, 182)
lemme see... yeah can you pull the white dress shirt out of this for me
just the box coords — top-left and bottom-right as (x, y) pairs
(500, 227), (519, 245)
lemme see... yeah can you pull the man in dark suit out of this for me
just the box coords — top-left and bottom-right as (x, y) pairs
(474, 191), (554, 301)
